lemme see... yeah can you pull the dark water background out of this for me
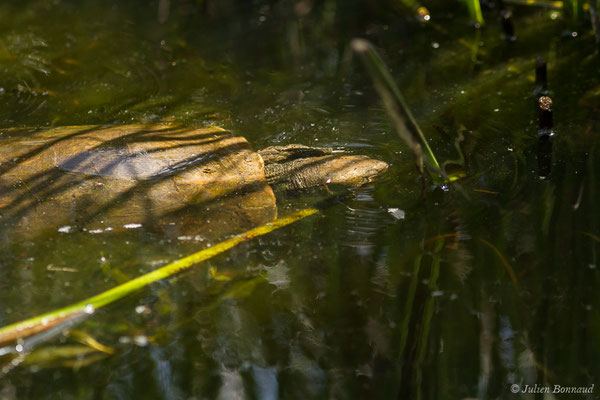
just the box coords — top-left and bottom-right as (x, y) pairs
(0, 0), (599, 398)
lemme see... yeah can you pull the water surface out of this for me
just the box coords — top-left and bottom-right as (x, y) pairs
(0, 1), (599, 398)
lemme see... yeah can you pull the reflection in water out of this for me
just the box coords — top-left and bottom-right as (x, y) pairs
(150, 345), (185, 400)
(288, 345), (327, 398)
(498, 316), (516, 383)
(251, 365), (278, 400)
(216, 368), (244, 400)
(341, 188), (389, 257)
(477, 298), (495, 399)
(215, 364), (279, 400)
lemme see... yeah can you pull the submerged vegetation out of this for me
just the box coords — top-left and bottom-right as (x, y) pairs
(0, 0), (599, 398)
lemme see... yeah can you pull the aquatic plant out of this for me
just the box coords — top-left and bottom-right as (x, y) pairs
(0, 209), (318, 353)
(351, 38), (446, 185)
(465, 0), (485, 26)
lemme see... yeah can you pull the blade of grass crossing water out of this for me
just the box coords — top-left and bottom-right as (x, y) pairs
(465, 0), (485, 26)
(0, 208), (319, 346)
(351, 39), (445, 184)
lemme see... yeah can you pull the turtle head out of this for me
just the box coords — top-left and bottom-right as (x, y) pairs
(263, 150), (389, 192)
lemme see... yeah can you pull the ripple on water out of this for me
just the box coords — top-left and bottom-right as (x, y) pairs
(340, 187), (391, 256)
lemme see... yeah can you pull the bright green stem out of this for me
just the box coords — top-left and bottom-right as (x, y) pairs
(466, 0), (485, 26)
(351, 39), (445, 184)
(0, 208), (318, 345)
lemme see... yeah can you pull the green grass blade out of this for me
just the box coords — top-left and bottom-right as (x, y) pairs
(0, 208), (319, 346)
(351, 39), (445, 184)
(465, 0), (485, 26)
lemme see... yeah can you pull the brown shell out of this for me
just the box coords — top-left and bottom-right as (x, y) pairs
(0, 123), (277, 239)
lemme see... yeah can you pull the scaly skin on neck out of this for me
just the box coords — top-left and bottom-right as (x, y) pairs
(261, 149), (389, 191)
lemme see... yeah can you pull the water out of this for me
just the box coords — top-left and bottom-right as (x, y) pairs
(0, 0), (599, 398)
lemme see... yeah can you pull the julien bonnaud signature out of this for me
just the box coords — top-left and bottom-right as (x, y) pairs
(510, 383), (594, 394)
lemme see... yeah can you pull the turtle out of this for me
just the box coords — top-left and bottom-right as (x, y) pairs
(0, 123), (388, 240)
